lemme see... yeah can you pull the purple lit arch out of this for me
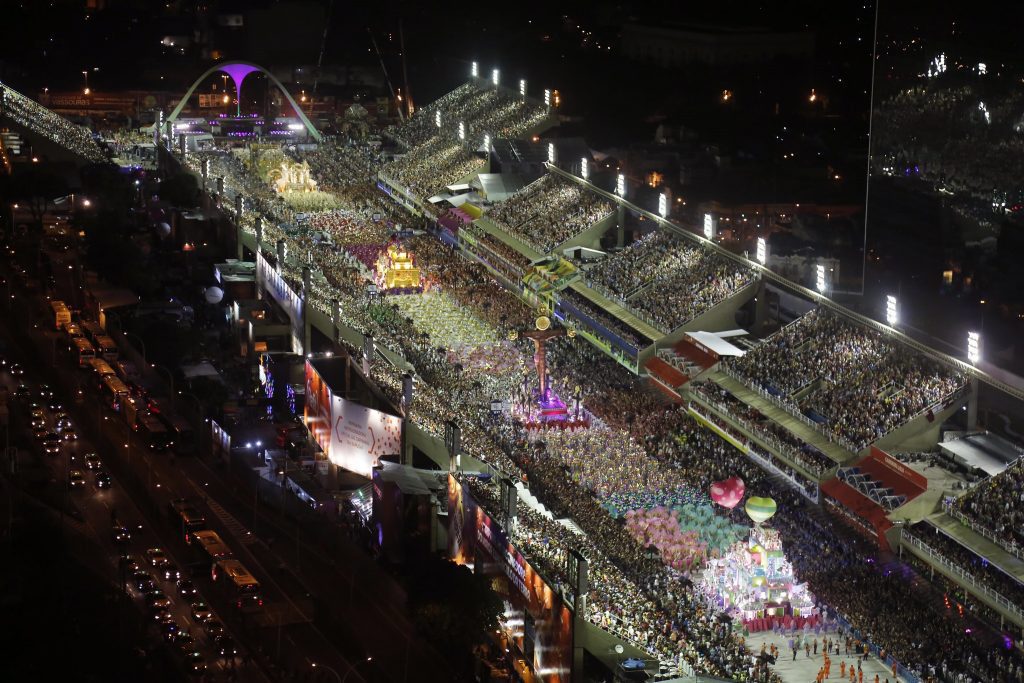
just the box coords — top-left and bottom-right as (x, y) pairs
(158, 60), (321, 142)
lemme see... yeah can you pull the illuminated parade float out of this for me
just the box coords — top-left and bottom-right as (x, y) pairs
(375, 243), (422, 292)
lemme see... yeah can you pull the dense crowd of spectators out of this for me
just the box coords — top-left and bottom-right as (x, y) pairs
(726, 309), (967, 450)
(0, 81), (107, 162)
(163, 84), (1024, 682)
(954, 459), (1024, 553)
(487, 174), (614, 253)
(906, 523), (1024, 608)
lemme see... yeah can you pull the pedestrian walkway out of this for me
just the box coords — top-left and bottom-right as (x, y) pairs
(746, 630), (900, 683)
(189, 479), (257, 545)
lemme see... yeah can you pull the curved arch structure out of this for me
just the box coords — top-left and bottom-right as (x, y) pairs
(157, 60), (322, 142)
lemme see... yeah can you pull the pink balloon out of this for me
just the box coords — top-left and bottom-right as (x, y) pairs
(710, 476), (746, 509)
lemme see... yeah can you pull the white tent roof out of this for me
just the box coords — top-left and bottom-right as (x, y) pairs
(688, 330), (748, 357)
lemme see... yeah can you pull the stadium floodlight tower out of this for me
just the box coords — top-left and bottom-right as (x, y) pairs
(967, 331), (981, 364)
(580, 157), (589, 180)
(756, 237), (767, 265)
(544, 89), (551, 107)
(703, 213), (715, 240)
(483, 133), (490, 151)
(547, 142), (556, 165)
(458, 121), (465, 141)
(886, 295), (898, 327)
(816, 264), (828, 294)
(471, 61), (479, 79)
(615, 173), (626, 197)
(658, 193), (668, 219)
(492, 68), (500, 88)
(435, 109), (441, 129)
(520, 79), (527, 98)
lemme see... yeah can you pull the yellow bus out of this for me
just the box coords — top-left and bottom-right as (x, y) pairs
(89, 358), (117, 379)
(189, 529), (232, 563)
(101, 375), (130, 406)
(62, 321), (84, 339)
(50, 300), (71, 330)
(94, 335), (119, 361)
(212, 558), (263, 611)
(71, 337), (96, 366)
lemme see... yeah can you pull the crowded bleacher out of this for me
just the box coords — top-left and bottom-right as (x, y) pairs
(487, 173), (615, 253)
(725, 309), (967, 451)
(0, 80), (107, 163)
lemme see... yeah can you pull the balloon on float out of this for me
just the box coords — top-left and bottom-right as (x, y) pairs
(204, 286), (224, 304)
(709, 476), (745, 509)
(745, 496), (777, 524)
(156, 221), (172, 237)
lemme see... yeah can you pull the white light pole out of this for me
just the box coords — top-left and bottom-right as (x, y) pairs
(471, 61), (479, 79)
(519, 79), (527, 98)
(885, 295), (898, 327)
(756, 237), (767, 265)
(658, 193), (668, 218)
(615, 173), (625, 197)
(547, 142), (556, 165)
(580, 157), (589, 180)
(458, 121), (465, 141)
(967, 331), (981, 364)
(703, 213), (715, 240)
(491, 68), (500, 87)
(434, 109), (441, 129)
(816, 264), (827, 294)
(543, 89), (551, 107)
(483, 133), (490, 151)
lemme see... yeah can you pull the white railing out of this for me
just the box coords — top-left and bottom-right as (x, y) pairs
(902, 529), (1024, 622)
(943, 501), (1024, 562)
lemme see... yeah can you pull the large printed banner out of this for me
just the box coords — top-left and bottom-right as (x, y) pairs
(448, 475), (573, 683)
(305, 360), (402, 477)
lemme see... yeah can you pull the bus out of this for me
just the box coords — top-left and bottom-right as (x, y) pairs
(161, 414), (196, 455)
(62, 321), (84, 340)
(94, 335), (119, 361)
(212, 559), (263, 612)
(80, 321), (105, 344)
(102, 375), (130, 410)
(50, 300), (71, 329)
(169, 498), (207, 540)
(71, 337), (96, 366)
(89, 358), (117, 381)
(190, 529), (231, 564)
(139, 414), (172, 452)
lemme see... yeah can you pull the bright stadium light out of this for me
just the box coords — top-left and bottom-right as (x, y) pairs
(816, 264), (827, 293)
(458, 121), (465, 141)
(544, 89), (551, 107)
(615, 173), (625, 197)
(483, 133), (490, 151)
(967, 331), (981, 364)
(471, 61), (479, 78)
(435, 109), (441, 129)
(520, 79), (527, 97)
(658, 193), (668, 218)
(703, 213), (715, 240)
(547, 142), (555, 165)
(756, 237), (767, 265)
(492, 68), (500, 87)
(580, 157), (589, 180)
(886, 295), (898, 326)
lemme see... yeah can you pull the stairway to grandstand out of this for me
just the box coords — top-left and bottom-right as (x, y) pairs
(0, 80), (106, 163)
(836, 466), (908, 511)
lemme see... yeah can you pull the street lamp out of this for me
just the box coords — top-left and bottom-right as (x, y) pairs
(152, 363), (175, 396)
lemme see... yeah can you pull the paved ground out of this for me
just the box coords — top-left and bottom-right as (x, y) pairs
(746, 629), (900, 683)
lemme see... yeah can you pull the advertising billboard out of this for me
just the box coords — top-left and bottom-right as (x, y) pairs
(448, 475), (573, 682)
(305, 360), (402, 477)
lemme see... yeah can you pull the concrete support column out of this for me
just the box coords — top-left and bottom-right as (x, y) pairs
(967, 376), (979, 430)
(301, 265), (312, 356)
(276, 239), (287, 271)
